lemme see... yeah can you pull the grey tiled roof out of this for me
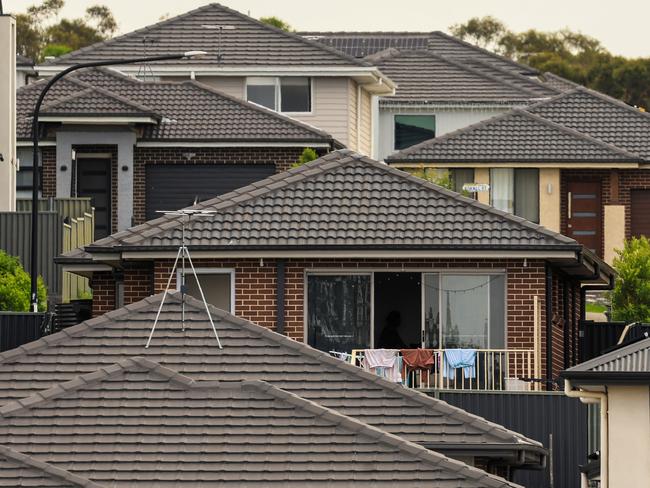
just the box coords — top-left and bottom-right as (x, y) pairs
(527, 88), (650, 159)
(0, 292), (542, 457)
(43, 4), (367, 68)
(16, 68), (334, 144)
(0, 356), (523, 487)
(77, 150), (577, 253)
(370, 50), (544, 104)
(0, 445), (95, 487)
(538, 72), (580, 92)
(386, 109), (644, 163)
(564, 337), (650, 375)
(16, 54), (34, 66)
(462, 59), (559, 98)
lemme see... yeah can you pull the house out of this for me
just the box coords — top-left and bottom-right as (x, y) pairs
(0, 291), (546, 481)
(15, 54), (35, 88)
(562, 336), (650, 488)
(386, 86), (650, 263)
(302, 31), (567, 160)
(58, 150), (614, 387)
(15, 67), (338, 238)
(36, 3), (395, 155)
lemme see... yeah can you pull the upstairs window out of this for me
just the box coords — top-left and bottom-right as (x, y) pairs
(246, 77), (311, 113)
(490, 168), (539, 223)
(16, 148), (42, 199)
(394, 115), (436, 150)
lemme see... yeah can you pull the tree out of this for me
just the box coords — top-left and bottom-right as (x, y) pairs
(291, 147), (319, 168)
(450, 16), (650, 109)
(610, 237), (650, 322)
(0, 250), (47, 312)
(260, 16), (293, 32)
(12, 0), (117, 62)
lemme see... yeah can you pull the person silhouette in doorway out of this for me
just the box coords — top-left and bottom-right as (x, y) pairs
(378, 310), (406, 349)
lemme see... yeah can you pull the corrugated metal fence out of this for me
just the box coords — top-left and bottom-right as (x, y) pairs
(0, 312), (47, 352)
(581, 320), (650, 361)
(0, 211), (63, 302)
(433, 390), (588, 488)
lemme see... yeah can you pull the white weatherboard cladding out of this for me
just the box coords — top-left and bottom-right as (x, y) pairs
(378, 106), (508, 161)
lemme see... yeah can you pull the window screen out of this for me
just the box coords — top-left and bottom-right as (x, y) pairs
(307, 275), (371, 353)
(184, 273), (232, 313)
(451, 168), (475, 194)
(394, 115), (436, 150)
(280, 77), (311, 112)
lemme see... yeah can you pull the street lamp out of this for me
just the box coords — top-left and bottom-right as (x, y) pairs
(29, 51), (207, 312)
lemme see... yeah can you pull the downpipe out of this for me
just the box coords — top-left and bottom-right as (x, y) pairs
(564, 379), (608, 488)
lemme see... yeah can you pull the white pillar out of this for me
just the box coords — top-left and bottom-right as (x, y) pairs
(0, 14), (17, 211)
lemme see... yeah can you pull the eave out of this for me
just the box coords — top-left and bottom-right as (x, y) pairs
(387, 161), (642, 169)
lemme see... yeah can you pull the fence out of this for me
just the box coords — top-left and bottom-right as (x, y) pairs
(434, 390), (589, 488)
(580, 320), (650, 361)
(61, 211), (94, 302)
(0, 312), (47, 352)
(348, 348), (536, 391)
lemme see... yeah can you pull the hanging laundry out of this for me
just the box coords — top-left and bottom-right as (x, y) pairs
(443, 349), (477, 379)
(401, 349), (436, 387)
(363, 349), (402, 383)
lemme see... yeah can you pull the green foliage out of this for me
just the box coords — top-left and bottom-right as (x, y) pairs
(450, 17), (650, 109)
(76, 290), (93, 300)
(12, 0), (117, 62)
(260, 16), (293, 32)
(408, 167), (454, 190)
(610, 237), (650, 322)
(0, 250), (47, 312)
(291, 147), (319, 168)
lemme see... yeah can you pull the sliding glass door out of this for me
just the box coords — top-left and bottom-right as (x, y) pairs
(307, 274), (371, 353)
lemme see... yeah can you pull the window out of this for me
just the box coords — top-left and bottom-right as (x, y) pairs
(177, 269), (234, 313)
(307, 274), (371, 353)
(16, 148), (42, 199)
(450, 168), (475, 194)
(490, 168), (539, 223)
(423, 273), (505, 349)
(246, 77), (311, 112)
(394, 115), (435, 150)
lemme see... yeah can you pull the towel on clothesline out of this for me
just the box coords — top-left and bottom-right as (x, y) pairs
(363, 349), (402, 383)
(401, 349), (435, 370)
(443, 349), (477, 379)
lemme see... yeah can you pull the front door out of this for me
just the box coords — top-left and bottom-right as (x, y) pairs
(76, 157), (111, 239)
(567, 181), (602, 255)
(630, 190), (650, 238)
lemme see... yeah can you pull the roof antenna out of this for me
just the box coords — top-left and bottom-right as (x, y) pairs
(201, 24), (235, 64)
(136, 36), (157, 81)
(145, 208), (222, 349)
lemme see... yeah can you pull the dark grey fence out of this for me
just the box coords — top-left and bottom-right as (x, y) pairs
(0, 312), (47, 352)
(581, 320), (650, 361)
(431, 390), (588, 488)
(0, 211), (63, 303)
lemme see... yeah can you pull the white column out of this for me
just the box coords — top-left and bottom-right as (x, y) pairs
(0, 14), (17, 211)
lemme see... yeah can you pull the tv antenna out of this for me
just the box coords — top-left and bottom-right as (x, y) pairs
(145, 208), (222, 349)
(201, 25), (235, 63)
(136, 37), (157, 81)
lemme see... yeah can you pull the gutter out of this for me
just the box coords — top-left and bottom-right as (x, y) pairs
(564, 379), (608, 488)
(423, 442), (547, 468)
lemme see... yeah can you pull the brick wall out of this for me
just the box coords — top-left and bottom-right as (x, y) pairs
(41, 147), (56, 198)
(89, 256), (577, 382)
(90, 271), (116, 317)
(131, 147), (319, 225)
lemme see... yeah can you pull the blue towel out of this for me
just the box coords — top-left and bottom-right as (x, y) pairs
(444, 349), (477, 379)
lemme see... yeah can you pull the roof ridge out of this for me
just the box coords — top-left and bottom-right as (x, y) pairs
(0, 356), (195, 418)
(244, 380), (524, 488)
(464, 57), (562, 95)
(0, 444), (101, 488)
(428, 30), (538, 75)
(184, 79), (334, 141)
(167, 291), (542, 447)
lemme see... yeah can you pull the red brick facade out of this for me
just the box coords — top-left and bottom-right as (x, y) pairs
(41, 147), (56, 198)
(91, 256), (580, 384)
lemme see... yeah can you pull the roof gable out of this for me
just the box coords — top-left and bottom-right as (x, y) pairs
(526, 88), (650, 159)
(371, 50), (542, 104)
(44, 3), (366, 68)
(0, 357), (522, 487)
(81, 150), (576, 252)
(386, 109), (643, 163)
(0, 292), (539, 453)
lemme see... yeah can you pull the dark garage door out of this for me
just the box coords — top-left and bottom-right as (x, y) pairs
(631, 190), (650, 238)
(145, 164), (276, 220)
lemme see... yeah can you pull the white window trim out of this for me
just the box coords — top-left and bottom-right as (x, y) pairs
(304, 268), (507, 349)
(392, 113), (436, 152)
(245, 76), (314, 115)
(176, 267), (236, 314)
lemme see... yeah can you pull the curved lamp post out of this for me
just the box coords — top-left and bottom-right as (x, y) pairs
(30, 51), (207, 312)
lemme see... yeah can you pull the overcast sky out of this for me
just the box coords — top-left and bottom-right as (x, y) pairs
(7, 0), (650, 58)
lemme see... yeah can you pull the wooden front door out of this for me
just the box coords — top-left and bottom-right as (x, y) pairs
(76, 158), (111, 239)
(567, 181), (602, 255)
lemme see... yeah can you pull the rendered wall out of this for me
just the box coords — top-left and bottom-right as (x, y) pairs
(0, 15), (16, 211)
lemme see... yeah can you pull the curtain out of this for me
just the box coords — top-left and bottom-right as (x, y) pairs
(514, 169), (540, 223)
(490, 168), (514, 214)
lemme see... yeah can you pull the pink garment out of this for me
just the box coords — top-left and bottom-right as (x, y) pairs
(363, 349), (402, 383)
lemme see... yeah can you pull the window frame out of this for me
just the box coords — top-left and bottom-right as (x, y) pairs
(176, 267), (236, 314)
(245, 76), (313, 115)
(393, 114), (436, 151)
(304, 268), (507, 351)
(16, 149), (43, 197)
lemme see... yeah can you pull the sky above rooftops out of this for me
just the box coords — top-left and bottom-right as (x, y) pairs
(7, 0), (650, 58)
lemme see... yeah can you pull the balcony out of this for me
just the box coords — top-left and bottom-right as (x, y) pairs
(345, 348), (538, 391)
